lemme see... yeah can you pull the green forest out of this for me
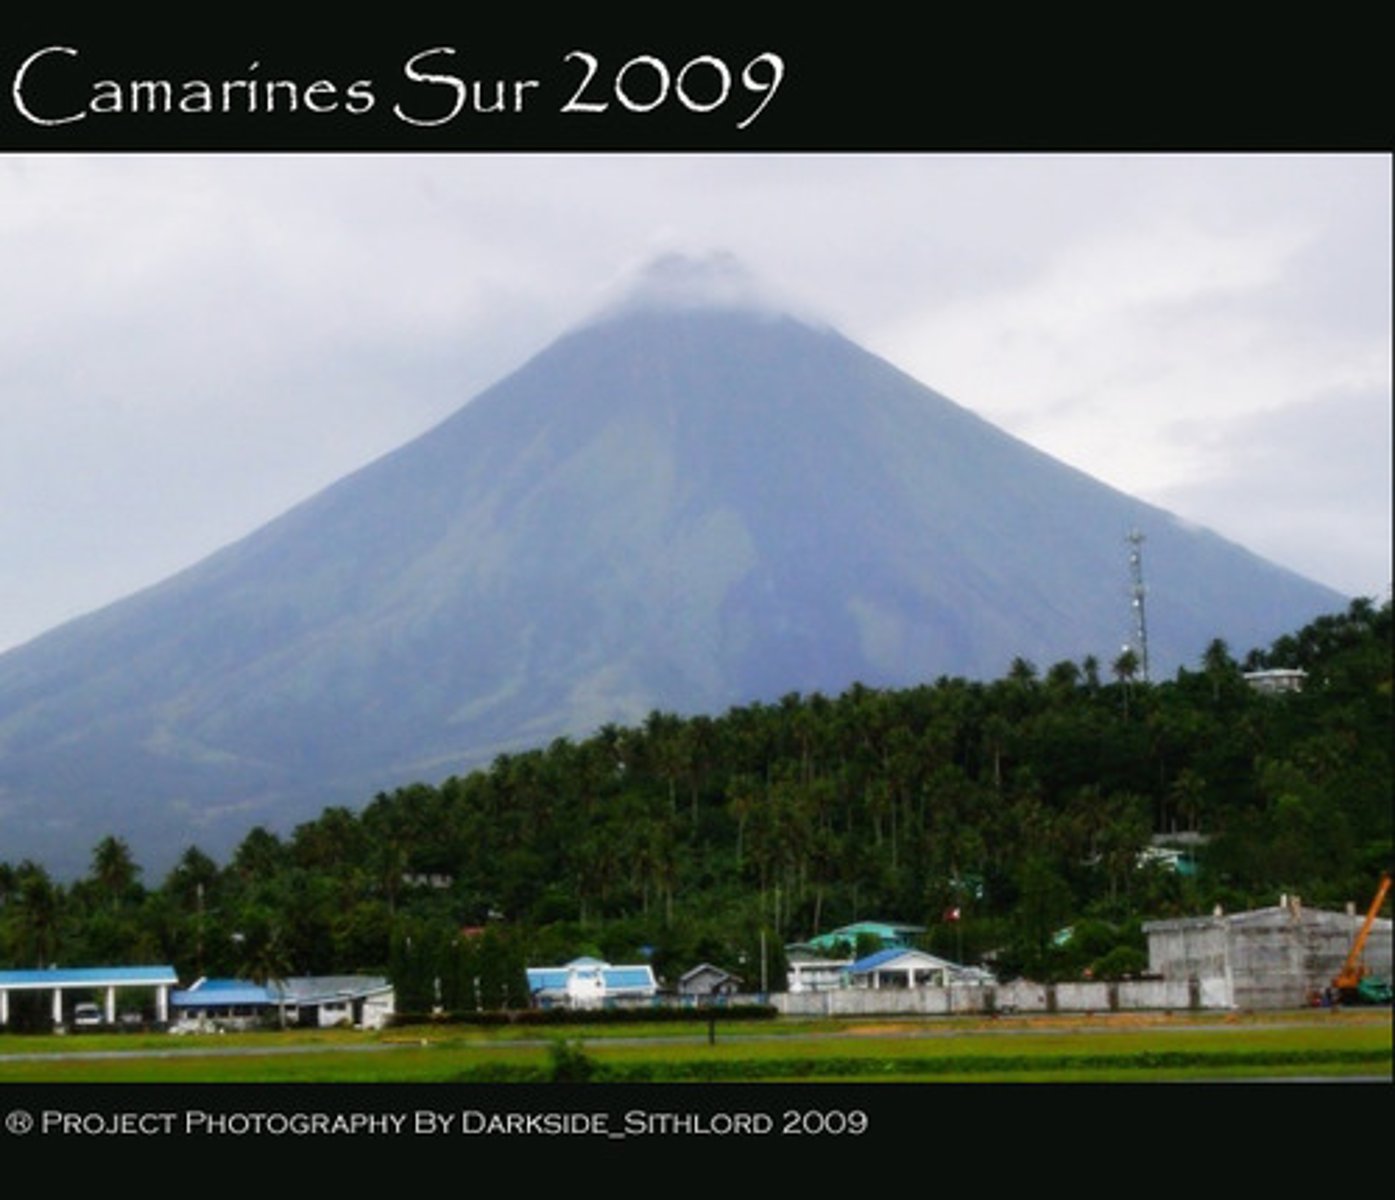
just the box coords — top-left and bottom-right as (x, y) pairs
(1, 598), (1389, 1010)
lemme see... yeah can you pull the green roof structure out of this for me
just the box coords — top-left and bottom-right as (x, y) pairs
(798, 921), (925, 954)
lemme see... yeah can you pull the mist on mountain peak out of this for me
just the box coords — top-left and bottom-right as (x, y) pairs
(588, 251), (817, 326)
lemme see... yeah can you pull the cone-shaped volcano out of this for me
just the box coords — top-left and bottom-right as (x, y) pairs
(0, 261), (1345, 872)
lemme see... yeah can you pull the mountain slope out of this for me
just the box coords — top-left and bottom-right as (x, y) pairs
(0, 297), (1346, 873)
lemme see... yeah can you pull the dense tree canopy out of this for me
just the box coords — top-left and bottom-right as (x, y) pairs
(2, 599), (1389, 996)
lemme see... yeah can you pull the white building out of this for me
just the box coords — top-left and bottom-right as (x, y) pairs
(1243, 668), (1307, 695)
(785, 957), (852, 993)
(525, 957), (658, 1009)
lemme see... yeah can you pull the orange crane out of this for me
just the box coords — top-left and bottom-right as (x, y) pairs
(1333, 872), (1392, 1004)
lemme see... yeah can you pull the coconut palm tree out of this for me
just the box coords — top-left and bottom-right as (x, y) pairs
(90, 836), (140, 912)
(234, 909), (294, 1029)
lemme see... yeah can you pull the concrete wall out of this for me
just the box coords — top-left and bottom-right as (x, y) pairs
(1229, 919), (1308, 1009)
(776, 987), (956, 1018)
(768, 978), (1204, 1017)
(1148, 921), (1229, 983)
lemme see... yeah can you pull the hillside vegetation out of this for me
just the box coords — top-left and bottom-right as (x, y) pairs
(1, 598), (1388, 1012)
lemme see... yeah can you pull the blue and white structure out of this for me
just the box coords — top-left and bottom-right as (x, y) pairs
(0, 965), (178, 1027)
(525, 957), (658, 1009)
(848, 947), (993, 989)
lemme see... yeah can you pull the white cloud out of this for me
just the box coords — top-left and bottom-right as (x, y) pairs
(0, 153), (1389, 650)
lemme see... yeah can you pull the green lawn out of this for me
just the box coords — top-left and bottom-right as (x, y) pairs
(1, 1010), (1387, 1083)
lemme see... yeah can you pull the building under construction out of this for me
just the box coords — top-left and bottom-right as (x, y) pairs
(1144, 898), (1393, 1009)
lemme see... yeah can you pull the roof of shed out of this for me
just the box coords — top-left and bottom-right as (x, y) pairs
(525, 961), (657, 993)
(170, 975), (393, 1007)
(0, 965), (178, 988)
(171, 982), (271, 1008)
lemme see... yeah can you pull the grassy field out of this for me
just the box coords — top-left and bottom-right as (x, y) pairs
(0, 1009), (1388, 1083)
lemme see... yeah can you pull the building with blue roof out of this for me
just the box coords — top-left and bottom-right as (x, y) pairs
(848, 948), (990, 989)
(170, 978), (275, 1020)
(0, 965), (178, 1027)
(525, 958), (658, 1009)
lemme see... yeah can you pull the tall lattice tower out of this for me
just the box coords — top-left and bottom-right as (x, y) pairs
(1127, 528), (1150, 683)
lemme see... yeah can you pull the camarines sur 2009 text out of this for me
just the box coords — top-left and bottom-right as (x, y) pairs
(9, 46), (786, 130)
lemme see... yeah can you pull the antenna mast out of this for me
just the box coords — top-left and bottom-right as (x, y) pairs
(1127, 529), (1150, 683)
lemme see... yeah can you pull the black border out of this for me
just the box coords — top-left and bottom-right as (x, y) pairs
(1, 11), (1388, 1166)
(3, 19), (1390, 151)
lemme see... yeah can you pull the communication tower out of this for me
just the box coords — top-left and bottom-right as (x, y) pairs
(1127, 529), (1150, 683)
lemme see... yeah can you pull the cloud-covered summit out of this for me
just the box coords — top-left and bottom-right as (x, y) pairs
(590, 251), (818, 325)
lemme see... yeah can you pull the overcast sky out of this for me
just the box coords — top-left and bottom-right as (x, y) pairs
(1, 153), (1389, 655)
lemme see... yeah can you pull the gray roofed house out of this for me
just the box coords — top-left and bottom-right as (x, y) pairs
(677, 963), (743, 997)
(276, 976), (395, 1029)
(170, 975), (395, 1031)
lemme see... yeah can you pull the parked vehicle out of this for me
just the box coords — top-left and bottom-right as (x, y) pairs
(72, 1002), (103, 1028)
